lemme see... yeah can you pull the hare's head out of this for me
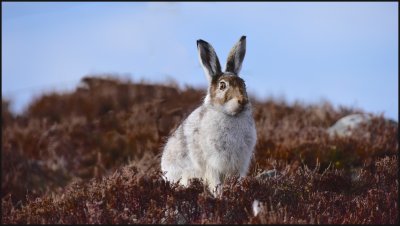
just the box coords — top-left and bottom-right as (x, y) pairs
(197, 36), (248, 116)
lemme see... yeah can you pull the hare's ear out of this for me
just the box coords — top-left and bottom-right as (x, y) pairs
(197, 39), (222, 82)
(226, 36), (246, 75)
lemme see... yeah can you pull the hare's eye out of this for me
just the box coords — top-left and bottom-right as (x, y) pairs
(219, 81), (226, 90)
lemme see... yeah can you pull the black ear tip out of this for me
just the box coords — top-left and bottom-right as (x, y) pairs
(197, 39), (207, 47)
(240, 36), (246, 41)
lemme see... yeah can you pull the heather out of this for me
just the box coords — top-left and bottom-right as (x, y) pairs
(2, 76), (398, 224)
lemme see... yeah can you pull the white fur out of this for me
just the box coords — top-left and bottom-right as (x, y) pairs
(161, 91), (257, 195)
(223, 98), (241, 116)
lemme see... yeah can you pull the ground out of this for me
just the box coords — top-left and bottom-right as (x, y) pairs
(1, 75), (398, 224)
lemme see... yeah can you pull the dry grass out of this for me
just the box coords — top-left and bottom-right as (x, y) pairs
(2, 75), (398, 224)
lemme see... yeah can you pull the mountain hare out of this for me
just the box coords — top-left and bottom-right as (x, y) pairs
(161, 36), (257, 195)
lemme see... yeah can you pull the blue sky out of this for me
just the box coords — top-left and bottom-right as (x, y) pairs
(2, 2), (398, 120)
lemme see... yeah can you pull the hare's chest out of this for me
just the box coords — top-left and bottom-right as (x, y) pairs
(200, 111), (255, 161)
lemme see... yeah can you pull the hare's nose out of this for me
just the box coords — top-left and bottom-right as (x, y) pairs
(237, 98), (244, 105)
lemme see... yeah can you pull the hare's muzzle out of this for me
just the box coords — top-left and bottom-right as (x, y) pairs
(237, 97), (246, 106)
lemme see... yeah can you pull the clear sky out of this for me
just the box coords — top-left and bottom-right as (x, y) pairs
(2, 2), (398, 121)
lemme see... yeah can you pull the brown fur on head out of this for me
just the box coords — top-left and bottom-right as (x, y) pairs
(210, 74), (248, 115)
(197, 36), (248, 115)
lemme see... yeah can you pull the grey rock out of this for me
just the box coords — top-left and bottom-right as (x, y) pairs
(252, 199), (262, 216)
(327, 114), (372, 137)
(256, 169), (278, 180)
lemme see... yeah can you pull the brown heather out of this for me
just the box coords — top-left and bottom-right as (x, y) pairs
(1, 75), (398, 224)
